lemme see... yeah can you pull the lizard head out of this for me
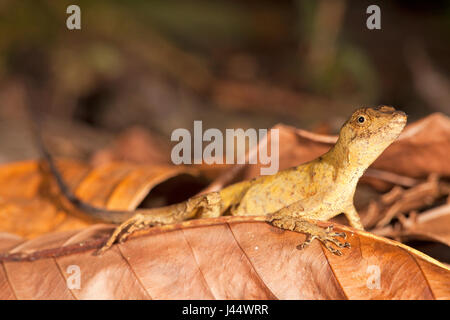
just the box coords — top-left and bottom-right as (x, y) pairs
(338, 105), (407, 166)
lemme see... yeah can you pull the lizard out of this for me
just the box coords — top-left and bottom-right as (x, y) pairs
(34, 105), (407, 255)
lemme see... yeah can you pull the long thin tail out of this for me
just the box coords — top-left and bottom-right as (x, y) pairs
(27, 105), (141, 223)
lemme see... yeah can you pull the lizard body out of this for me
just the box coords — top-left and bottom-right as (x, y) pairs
(36, 105), (407, 255)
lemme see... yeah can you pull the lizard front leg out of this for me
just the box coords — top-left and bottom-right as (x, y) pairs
(266, 201), (350, 256)
(344, 205), (364, 230)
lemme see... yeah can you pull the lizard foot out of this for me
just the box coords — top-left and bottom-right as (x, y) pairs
(269, 216), (350, 256)
(96, 214), (157, 255)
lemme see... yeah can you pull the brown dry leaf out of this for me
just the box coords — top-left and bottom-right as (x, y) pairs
(0, 160), (205, 238)
(0, 217), (449, 299)
(225, 113), (450, 184)
(373, 113), (450, 178)
(90, 126), (171, 166)
(359, 174), (450, 229)
(375, 204), (450, 247)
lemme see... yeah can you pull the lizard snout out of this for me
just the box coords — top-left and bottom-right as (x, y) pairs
(392, 110), (407, 123)
(371, 105), (407, 124)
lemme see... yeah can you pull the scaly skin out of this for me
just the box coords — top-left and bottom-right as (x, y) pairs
(99, 106), (407, 255)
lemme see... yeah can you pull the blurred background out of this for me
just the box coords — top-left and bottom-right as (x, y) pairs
(0, 0), (449, 163)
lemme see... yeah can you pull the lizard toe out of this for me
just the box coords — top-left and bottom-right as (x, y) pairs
(323, 242), (342, 256)
(330, 231), (347, 239)
(319, 229), (351, 253)
(295, 234), (316, 250)
(333, 240), (351, 248)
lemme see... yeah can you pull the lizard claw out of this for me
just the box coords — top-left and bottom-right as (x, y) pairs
(96, 214), (148, 255)
(323, 243), (343, 256)
(331, 231), (347, 239)
(296, 225), (350, 255)
(319, 228), (350, 255)
(296, 234), (317, 250)
(326, 225), (346, 239)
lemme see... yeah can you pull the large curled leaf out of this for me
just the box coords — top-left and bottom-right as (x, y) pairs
(0, 160), (204, 238)
(0, 217), (449, 299)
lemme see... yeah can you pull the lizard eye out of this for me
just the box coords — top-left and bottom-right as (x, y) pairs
(357, 116), (365, 123)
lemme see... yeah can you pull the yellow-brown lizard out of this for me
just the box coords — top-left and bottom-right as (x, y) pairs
(36, 105), (407, 255)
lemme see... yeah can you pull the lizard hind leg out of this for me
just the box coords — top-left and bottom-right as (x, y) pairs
(268, 215), (350, 256)
(97, 192), (223, 255)
(96, 213), (148, 255)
